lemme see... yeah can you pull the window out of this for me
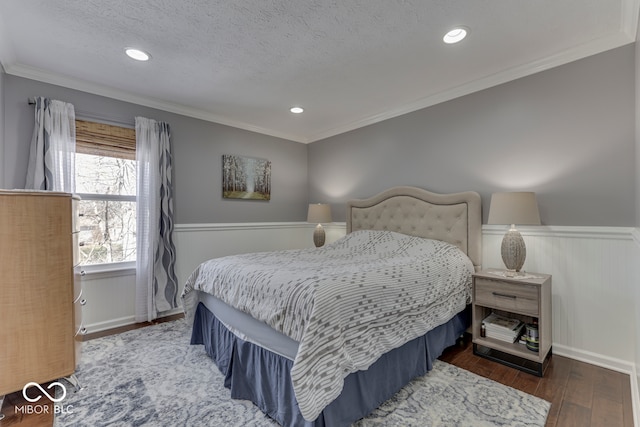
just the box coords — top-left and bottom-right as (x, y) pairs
(75, 120), (136, 266)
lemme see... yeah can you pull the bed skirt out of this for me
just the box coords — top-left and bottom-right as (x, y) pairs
(191, 302), (470, 427)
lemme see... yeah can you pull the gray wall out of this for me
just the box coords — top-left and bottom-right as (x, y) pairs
(308, 45), (636, 227)
(636, 37), (640, 228)
(0, 68), (5, 183)
(2, 45), (636, 226)
(2, 75), (308, 223)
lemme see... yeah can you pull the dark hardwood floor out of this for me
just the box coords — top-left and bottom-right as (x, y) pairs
(1, 324), (634, 427)
(439, 338), (635, 427)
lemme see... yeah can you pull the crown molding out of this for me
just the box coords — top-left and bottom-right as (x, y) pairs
(2, 14), (636, 145)
(3, 63), (309, 144)
(622, 0), (640, 39)
(305, 31), (635, 143)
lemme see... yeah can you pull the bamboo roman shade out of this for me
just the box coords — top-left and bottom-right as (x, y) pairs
(75, 120), (136, 160)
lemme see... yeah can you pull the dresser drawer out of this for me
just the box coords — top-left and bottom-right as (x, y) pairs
(72, 196), (81, 233)
(74, 289), (84, 330)
(474, 278), (539, 316)
(72, 231), (80, 266)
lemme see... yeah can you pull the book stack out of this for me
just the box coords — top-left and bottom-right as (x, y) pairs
(482, 312), (524, 343)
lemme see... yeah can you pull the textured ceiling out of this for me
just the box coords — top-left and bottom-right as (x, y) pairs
(0, 1), (637, 143)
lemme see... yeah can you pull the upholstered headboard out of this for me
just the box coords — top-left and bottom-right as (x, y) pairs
(346, 186), (482, 270)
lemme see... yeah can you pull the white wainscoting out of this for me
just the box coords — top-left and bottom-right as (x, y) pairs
(81, 270), (136, 333)
(82, 223), (639, 380)
(486, 225), (640, 427)
(172, 222), (338, 293)
(173, 222), (348, 286)
(80, 222), (339, 334)
(632, 228), (640, 426)
(174, 222), (639, 370)
(484, 225), (637, 374)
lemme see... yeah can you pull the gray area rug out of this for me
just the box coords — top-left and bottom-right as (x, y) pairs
(55, 319), (550, 426)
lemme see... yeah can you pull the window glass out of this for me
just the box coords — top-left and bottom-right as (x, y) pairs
(75, 121), (136, 266)
(76, 153), (136, 196)
(77, 200), (136, 265)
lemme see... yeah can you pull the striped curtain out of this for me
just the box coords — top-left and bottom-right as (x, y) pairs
(25, 97), (76, 192)
(135, 116), (179, 322)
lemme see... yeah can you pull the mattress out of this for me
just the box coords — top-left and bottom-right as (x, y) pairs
(198, 290), (299, 360)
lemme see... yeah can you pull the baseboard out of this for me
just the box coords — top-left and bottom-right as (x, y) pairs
(84, 307), (185, 334)
(158, 307), (186, 319)
(553, 343), (635, 375)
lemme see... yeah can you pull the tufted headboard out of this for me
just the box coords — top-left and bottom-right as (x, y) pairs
(346, 186), (482, 270)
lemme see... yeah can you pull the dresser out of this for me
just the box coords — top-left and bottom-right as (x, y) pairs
(471, 269), (552, 376)
(0, 190), (82, 399)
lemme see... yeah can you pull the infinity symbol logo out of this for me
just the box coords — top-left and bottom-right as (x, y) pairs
(22, 382), (67, 403)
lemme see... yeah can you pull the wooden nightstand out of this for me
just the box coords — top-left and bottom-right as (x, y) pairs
(472, 269), (552, 376)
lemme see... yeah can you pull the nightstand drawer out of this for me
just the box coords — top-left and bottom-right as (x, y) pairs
(474, 278), (539, 315)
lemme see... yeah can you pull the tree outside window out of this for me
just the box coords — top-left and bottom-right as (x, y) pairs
(75, 120), (136, 265)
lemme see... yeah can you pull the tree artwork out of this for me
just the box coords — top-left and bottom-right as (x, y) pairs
(222, 155), (271, 200)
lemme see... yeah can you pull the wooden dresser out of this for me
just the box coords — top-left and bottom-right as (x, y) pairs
(0, 190), (82, 397)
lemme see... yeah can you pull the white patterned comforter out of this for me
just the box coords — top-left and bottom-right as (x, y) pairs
(181, 230), (474, 421)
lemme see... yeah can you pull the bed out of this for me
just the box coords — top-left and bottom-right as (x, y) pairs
(182, 186), (482, 427)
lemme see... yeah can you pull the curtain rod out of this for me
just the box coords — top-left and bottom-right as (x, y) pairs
(26, 97), (135, 128)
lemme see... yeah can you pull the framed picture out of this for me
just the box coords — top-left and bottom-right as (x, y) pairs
(222, 154), (271, 200)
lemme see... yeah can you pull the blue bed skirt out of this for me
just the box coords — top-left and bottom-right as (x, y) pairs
(191, 302), (470, 427)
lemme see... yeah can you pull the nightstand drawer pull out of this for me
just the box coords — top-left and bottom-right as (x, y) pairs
(492, 292), (517, 299)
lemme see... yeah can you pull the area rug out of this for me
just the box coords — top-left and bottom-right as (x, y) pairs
(54, 319), (550, 426)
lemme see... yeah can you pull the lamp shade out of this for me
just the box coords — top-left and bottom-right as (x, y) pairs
(487, 192), (541, 226)
(307, 204), (332, 224)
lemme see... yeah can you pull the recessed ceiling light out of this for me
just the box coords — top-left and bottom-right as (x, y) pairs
(125, 48), (151, 61)
(443, 27), (468, 44)
(290, 107), (304, 114)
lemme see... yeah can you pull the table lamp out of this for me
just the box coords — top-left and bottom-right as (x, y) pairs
(487, 192), (541, 273)
(307, 204), (332, 247)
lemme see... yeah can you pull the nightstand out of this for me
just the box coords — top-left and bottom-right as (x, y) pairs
(472, 269), (552, 376)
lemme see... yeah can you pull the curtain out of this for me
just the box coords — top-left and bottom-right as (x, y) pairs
(25, 97), (76, 192)
(135, 116), (179, 322)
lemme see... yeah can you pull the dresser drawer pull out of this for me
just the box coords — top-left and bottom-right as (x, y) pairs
(492, 292), (517, 299)
(76, 325), (87, 336)
(80, 298), (87, 306)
